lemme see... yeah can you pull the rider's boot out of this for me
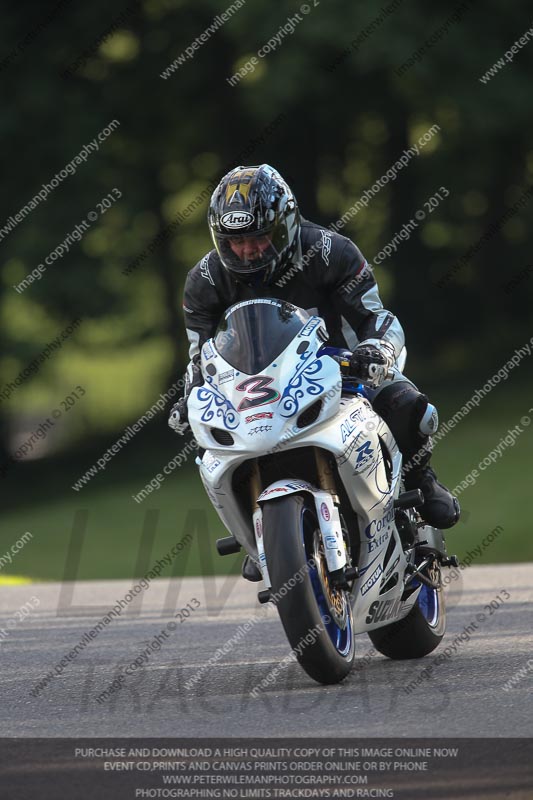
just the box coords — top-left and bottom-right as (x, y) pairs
(372, 381), (460, 530)
(404, 452), (460, 529)
(242, 554), (262, 582)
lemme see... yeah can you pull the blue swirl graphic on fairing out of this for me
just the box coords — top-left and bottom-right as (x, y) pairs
(280, 353), (324, 417)
(197, 382), (239, 429)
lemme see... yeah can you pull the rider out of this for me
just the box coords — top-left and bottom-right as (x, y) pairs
(169, 164), (460, 579)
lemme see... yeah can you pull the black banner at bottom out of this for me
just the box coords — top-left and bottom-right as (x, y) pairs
(0, 738), (531, 800)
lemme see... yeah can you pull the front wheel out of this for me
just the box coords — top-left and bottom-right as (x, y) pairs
(262, 494), (355, 684)
(367, 565), (446, 659)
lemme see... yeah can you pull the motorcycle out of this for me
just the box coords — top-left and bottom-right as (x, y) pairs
(187, 298), (458, 685)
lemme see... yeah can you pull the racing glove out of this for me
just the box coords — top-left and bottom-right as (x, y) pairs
(168, 354), (203, 435)
(349, 339), (396, 388)
(168, 397), (189, 435)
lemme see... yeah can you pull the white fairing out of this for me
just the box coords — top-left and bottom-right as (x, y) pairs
(189, 312), (420, 634)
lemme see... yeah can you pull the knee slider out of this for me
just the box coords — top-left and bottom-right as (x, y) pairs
(419, 401), (438, 435)
(409, 392), (439, 440)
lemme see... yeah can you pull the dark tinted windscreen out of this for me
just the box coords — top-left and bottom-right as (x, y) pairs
(214, 299), (310, 374)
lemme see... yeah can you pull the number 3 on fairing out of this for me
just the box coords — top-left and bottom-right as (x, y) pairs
(236, 376), (280, 411)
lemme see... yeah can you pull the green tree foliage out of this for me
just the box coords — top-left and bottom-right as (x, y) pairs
(1, 0), (532, 457)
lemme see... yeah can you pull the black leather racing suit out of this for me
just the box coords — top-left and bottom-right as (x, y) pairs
(180, 218), (461, 530)
(183, 218), (404, 370)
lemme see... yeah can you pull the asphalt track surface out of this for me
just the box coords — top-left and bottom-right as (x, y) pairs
(1, 564), (532, 738)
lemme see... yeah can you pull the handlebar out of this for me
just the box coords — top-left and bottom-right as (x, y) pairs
(328, 353), (394, 386)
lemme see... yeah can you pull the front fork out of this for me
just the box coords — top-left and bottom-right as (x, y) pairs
(248, 460), (272, 586)
(314, 447), (338, 498)
(313, 449), (358, 589)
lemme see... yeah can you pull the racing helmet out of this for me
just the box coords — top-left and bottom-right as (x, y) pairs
(208, 164), (300, 286)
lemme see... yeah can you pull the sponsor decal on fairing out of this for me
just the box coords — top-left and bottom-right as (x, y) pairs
(202, 452), (221, 474)
(203, 341), (215, 360)
(340, 405), (373, 443)
(261, 486), (288, 497)
(354, 440), (375, 469)
(218, 369), (234, 384)
(383, 554), (400, 580)
(298, 317), (321, 338)
(367, 530), (390, 553)
(365, 597), (403, 624)
(245, 412), (274, 423)
(365, 500), (395, 539)
(360, 564), (384, 596)
(247, 425), (273, 435)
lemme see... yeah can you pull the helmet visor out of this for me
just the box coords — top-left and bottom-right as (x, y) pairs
(213, 223), (288, 275)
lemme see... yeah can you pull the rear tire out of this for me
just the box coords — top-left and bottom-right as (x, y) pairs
(367, 570), (446, 659)
(262, 494), (355, 684)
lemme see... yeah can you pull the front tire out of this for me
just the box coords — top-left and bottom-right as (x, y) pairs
(367, 567), (446, 659)
(262, 494), (355, 684)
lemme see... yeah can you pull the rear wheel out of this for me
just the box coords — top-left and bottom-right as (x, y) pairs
(262, 494), (355, 684)
(367, 563), (446, 659)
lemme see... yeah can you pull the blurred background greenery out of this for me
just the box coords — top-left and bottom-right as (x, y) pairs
(1, 0), (532, 581)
